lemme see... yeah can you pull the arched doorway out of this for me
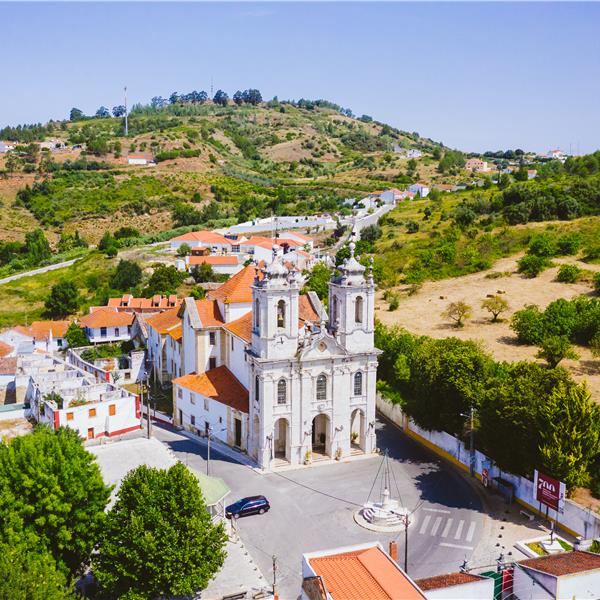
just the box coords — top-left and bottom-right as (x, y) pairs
(311, 414), (331, 458)
(350, 408), (366, 453)
(273, 418), (290, 463)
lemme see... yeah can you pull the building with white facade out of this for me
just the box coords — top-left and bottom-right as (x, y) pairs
(415, 572), (495, 599)
(79, 308), (134, 343)
(171, 242), (380, 471)
(169, 230), (236, 252)
(408, 183), (430, 198)
(0, 320), (70, 354)
(20, 352), (140, 441)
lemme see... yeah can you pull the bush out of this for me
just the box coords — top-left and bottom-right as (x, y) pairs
(555, 264), (581, 283)
(556, 233), (581, 255)
(517, 255), (550, 278)
(594, 272), (600, 294)
(536, 335), (579, 368)
(528, 233), (557, 257)
(511, 305), (545, 345)
(44, 281), (80, 318)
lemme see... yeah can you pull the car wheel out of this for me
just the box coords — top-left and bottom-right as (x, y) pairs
(233, 513), (240, 519)
(259, 508), (265, 515)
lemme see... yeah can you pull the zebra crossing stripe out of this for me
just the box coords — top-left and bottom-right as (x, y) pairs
(454, 520), (465, 540)
(430, 516), (443, 536)
(466, 521), (476, 542)
(441, 518), (453, 538)
(419, 515), (432, 535)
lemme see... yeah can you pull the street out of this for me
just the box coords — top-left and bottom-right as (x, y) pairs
(154, 417), (487, 599)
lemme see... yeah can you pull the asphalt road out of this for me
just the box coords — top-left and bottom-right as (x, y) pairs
(155, 417), (487, 599)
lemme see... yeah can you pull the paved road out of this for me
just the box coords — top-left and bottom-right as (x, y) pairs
(0, 258), (79, 286)
(155, 418), (486, 599)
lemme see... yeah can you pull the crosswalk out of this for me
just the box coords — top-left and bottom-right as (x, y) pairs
(411, 507), (478, 550)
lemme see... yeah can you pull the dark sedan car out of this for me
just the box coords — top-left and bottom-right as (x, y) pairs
(225, 495), (270, 519)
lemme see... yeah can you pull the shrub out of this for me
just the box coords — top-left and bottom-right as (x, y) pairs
(555, 264), (581, 283)
(517, 255), (550, 278)
(511, 305), (545, 345)
(556, 233), (581, 255)
(528, 233), (557, 257)
(388, 294), (400, 311)
(443, 301), (472, 327)
(536, 335), (579, 368)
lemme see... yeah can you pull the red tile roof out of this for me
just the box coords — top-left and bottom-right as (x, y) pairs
(195, 299), (225, 327)
(309, 546), (426, 600)
(225, 311), (253, 343)
(80, 308), (134, 329)
(26, 320), (70, 340)
(145, 307), (181, 334)
(0, 340), (14, 357)
(208, 266), (257, 305)
(518, 551), (600, 577)
(188, 255), (239, 266)
(171, 230), (231, 245)
(173, 366), (249, 413)
(415, 572), (485, 591)
(0, 357), (17, 374)
(282, 231), (312, 242)
(107, 295), (180, 311)
(299, 295), (320, 323)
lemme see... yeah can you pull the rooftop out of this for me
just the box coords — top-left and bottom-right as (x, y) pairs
(195, 299), (225, 327)
(80, 307), (134, 329)
(225, 311), (253, 343)
(145, 307), (182, 334)
(518, 551), (600, 577)
(173, 366), (249, 413)
(0, 340), (13, 357)
(415, 572), (486, 591)
(188, 255), (239, 266)
(307, 545), (426, 600)
(107, 294), (180, 311)
(208, 265), (257, 305)
(172, 230), (232, 245)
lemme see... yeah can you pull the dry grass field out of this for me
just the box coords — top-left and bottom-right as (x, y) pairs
(376, 254), (600, 403)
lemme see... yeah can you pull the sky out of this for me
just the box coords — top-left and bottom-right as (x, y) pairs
(1, 1), (599, 154)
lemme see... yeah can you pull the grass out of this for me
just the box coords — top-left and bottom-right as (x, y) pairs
(526, 538), (573, 556)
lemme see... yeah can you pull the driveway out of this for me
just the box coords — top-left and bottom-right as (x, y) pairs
(155, 418), (487, 599)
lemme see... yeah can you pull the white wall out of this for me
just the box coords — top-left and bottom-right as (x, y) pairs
(423, 578), (494, 600)
(513, 566), (555, 600)
(175, 386), (227, 439)
(86, 325), (132, 343)
(227, 333), (250, 389)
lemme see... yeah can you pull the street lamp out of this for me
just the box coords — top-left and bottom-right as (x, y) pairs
(206, 425), (227, 476)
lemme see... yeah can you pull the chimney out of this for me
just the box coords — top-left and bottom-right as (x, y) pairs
(389, 541), (398, 563)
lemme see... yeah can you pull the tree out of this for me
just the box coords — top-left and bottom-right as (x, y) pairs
(233, 90), (244, 105)
(498, 173), (512, 189)
(144, 265), (185, 296)
(150, 96), (166, 109)
(98, 231), (118, 256)
(303, 262), (331, 301)
(95, 106), (110, 118)
(213, 89), (229, 106)
(110, 259), (142, 291)
(112, 105), (126, 118)
(69, 107), (84, 121)
(65, 322), (87, 348)
(177, 243), (192, 257)
(24, 228), (51, 265)
(514, 166), (528, 181)
(443, 301), (472, 328)
(0, 538), (68, 600)
(536, 335), (579, 368)
(511, 304), (545, 345)
(481, 295), (509, 322)
(360, 224), (382, 244)
(190, 263), (214, 283)
(171, 202), (202, 227)
(93, 463), (227, 599)
(0, 427), (111, 576)
(169, 92), (179, 105)
(405, 337), (491, 435)
(539, 383), (600, 493)
(44, 281), (80, 318)
(243, 89), (263, 105)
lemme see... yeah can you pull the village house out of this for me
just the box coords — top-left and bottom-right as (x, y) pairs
(170, 240), (379, 470)
(106, 294), (180, 314)
(528, 169), (538, 180)
(408, 182), (430, 198)
(0, 320), (70, 354)
(177, 254), (243, 276)
(145, 307), (184, 385)
(169, 230), (237, 253)
(465, 158), (490, 172)
(79, 308), (134, 344)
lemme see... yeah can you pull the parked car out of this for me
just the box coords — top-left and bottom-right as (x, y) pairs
(225, 495), (270, 519)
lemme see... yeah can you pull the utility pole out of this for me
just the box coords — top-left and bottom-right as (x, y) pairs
(272, 554), (278, 598)
(124, 86), (128, 137)
(403, 514), (409, 573)
(469, 405), (475, 477)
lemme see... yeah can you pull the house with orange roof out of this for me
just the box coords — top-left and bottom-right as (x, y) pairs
(145, 307), (183, 384)
(169, 230), (233, 252)
(301, 542), (427, 600)
(80, 308), (135, 344)
(0, 320), (70, 354)
(415, 571), (495, 599)
(106, 294), (180, 314)
(172, 243), (378, 471)
(176, 254), (244, 276)
(280, 231), (314, 249)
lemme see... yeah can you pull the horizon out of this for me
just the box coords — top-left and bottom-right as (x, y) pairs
(1, 2), (599, 154)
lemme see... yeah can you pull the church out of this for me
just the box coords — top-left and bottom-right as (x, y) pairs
(167, 241), (380, 470)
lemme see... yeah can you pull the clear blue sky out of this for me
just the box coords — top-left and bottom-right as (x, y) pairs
(2, 2), (599, 154)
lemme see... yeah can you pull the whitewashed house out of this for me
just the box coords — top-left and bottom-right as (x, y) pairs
(79, 308), (134, 344)
(408, 183), (430, 198)
(169, 230), (233, 252)
(0, 321), (70, 354)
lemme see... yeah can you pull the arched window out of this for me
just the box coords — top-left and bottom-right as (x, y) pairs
(355, 296), (364, 324)
(254, 299), (260, 330)
(277, 379), (287, 404)
(354, 371), (363, 396)
(255, 375), (260, 403)
(277, 299), (286, 328)
(316, 374), (327, 401)
(332, 296), (339, 325)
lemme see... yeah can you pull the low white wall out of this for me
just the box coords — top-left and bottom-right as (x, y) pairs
(376, 396), (600, 539)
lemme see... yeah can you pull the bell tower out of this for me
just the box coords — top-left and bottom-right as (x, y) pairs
(251, 245), (300, 360)
(328, 240), (375, 353)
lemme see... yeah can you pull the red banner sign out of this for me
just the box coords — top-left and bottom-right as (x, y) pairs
(533, 470), (565, 513)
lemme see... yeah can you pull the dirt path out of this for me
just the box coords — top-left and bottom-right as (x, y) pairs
(376, 255), (600, 402)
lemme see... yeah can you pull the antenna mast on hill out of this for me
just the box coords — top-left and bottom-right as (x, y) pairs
(210, 76), (214, 98)
(124, 86), (128, 137)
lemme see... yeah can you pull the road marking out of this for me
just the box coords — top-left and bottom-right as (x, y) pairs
(419, 515), (432, 535)
(466, 521), (476, 542)
(423, 507), (451, 514)
(454, 520), (465, 540)
(430, 516), (443, 536)
(440, 542), (474, 551)
(441, 518), (453, 538)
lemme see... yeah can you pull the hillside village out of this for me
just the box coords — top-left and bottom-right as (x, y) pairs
(1, 89), (600, 599)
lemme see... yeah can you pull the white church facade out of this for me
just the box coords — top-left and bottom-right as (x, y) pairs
(169, 243), (379, 470)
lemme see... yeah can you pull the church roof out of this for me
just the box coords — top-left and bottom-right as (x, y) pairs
(195, 299), (225, 327)
(225, 311), (253, 343)
(208, 265), (257, 305)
